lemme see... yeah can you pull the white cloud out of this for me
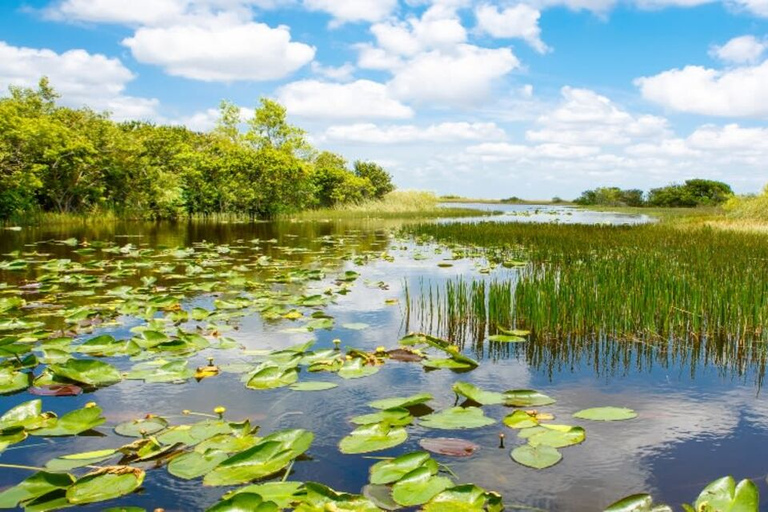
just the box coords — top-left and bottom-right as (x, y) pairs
(311, 62), (356, 81)
(369, 4), (468, 57)
(323, 121), (507, 143)
(387, 44), (520, 105)
(687, 123), (768, 151)
(303, 0), (399, 24)
(727, 0), (768, 17)
(636, 61), (768, 117)
(276, 79), (414, 119)
(475, 4), (549, 53)
(122, 17), (315, 82)
(0, 41), (158, 120)
(633, 0), (714, 8)
(710, 35), (767, 64)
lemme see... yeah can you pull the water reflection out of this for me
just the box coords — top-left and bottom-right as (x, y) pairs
(0, 216), (766, 511)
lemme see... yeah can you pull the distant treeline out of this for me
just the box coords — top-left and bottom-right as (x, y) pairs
(0, 78), (394, 221)
(573, 179), (734, 208)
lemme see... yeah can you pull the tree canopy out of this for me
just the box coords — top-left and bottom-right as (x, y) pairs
(0, 78), (394, 222)
(574, 180), (733, 208)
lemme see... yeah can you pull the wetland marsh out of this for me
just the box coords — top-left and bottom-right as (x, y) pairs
(0, 207), (765, 511)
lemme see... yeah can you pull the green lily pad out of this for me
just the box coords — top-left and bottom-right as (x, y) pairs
(369, 451), (438, 485)
(452, 381), (504, 405)
(419, 407), (496, 430)
(573, 407), (638, 422)
(487, 334), (526, 343)
(115, 416), (169, 437)
(66, 466), (145, 505)
(510, 444), (562, 469)
(31, 405), (106, 437)
(528, 425), (586, 448)
(391, 467), (453, 507)
(294, 482), (379, 512)
(422, 358), (475, 370)
(502, 389), (556, 407)
(339, 423), (408, 454)
(46, 449), (117, 472)
(49, 359), (122, 387)
(0, 399), (46, 430)
(0, 368), (31, 394)
(168, 449), (229, 480)
(692, 476), (759, 512)
(351, 408), (413, 427)
(604, 493), (672, 511)
(0, 471), (75, 508)
(503, 410), (540, 429)
(289, 382), (338, 392)
(338, 359), (379, 380)
(125, 360), (194, 383)
(362, 484), (400, 511)
(369, 393), (432, 410)
(423, 484), (504, 511)
(206, 493), (279, 512)
(223, 482), (305, 509)
(246, 364), (299, 390)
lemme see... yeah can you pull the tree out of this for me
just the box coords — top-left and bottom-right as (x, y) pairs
(246, 98), (311, 158)
(213, 100), (242, 143)
(353, 161), (394, 199)
(648, 179), (733, 207)
(312, 152), (374, 207)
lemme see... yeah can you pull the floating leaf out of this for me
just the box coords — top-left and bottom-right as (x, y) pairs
(528, 425), (585, 448)
(66, 466), (145, 505)
(289, 382), (338, 392)
(487, 334), (526, 343)
(419, 407), (496, 430)
(573, 407), (637, 422)
(604, 493), (672, 512)
(46, 449), (117, 472)
(369, 393), (432, 410)
(0, 399), (46, 430)
(503, 389), (556, 407)
(369, 452), (437, 485)
(295, 482), (379, 512)
(206, 493), (279, 512)
(338, 359), (379, 380)
(422, 358), (474, 370)
(0, 368), (31, 395)
(691, 476), (759, 512)
(452, 381), (503, 405)
(419, 437), (479, 457)
(223, 482), (305, 509)
(503, 410), (540, 429)
(423, 484), (504, 511)
(168, 450), (229, 480)
(31, 404), (105, 437)
(510, 444), (562, 469)
(351, 408), (412, 427)
(246, 364), (299, 390)
(28, 384), (83, 397)
(339, 423), (408, 454)
(49, 359), (121, 387)
(363, 484), (400, 511)
(391, 467), (453, 507)
(0, 471), (75, 508)
(115, 416), (169, 437)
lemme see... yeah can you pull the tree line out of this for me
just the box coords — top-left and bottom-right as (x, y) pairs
(573, 179), (734, 208)
(0, 78), (394, 221)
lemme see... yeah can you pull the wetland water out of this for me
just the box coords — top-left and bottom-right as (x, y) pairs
(0, 208), (765, 511)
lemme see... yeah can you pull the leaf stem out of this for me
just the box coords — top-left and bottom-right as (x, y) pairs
(0, 463), (46, 471)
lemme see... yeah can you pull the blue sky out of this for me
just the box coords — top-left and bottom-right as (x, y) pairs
(1, 0), (767, 199)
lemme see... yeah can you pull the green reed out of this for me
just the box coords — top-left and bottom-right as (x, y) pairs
(404, 222), (768, 382)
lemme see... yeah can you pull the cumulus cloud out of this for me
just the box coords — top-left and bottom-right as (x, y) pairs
(323, 121), (507, 143)
(727, 0), (768, 17)
(475, 4), (549, 53)
(303, 0), (399, 24)
(0, 41), (158, 120)
(276, 79), (414, 119)
(710, 35), (767, 64)
(311, 62), (356, 81)
(122, 17), (315, 82)
(387, 44), (520, 105)
(636, 60), (768, 117)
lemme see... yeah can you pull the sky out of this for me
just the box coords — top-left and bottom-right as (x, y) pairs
(1, 0), (767, 199)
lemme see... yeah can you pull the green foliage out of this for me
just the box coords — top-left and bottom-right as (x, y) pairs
(574, 187), (645, 206)
(0, 79), (392, 222)
(647, 179), (733, 207)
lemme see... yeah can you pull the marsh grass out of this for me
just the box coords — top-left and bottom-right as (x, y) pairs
(405, 221), (768, 381)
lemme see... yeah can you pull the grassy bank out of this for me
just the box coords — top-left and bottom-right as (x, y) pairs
(287, 190), (496, 221)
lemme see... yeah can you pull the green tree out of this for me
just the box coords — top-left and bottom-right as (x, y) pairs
(353, 161), (394, 199)
(312, 152), (373, 207)
(246, 98), (311, 158)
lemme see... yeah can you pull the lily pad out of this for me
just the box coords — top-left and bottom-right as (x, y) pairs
(115, 416), (170, 437)
(419, 437), (479, 457)
(168, 449), (229, 480)
(28, 384), (83, 397)
(573, 407), (638, 422)
(0, 368), (31, 394)
(503, 410), (540, 429)
(502, 389), (556, 407)
(66, 466), (145, 505)
(294, 482), (379, 512)
(420, 407), (496, 430)
(604, 493), (672, 512)
(691, 476), (759, 512)
(423, 484), (504, 511)
(528, 425), (586, 448)
(510, 444), (562, 469)
(45, 449), (118, 472)
(452, 381), (504, 405)
(289, 381), (338, 392)
(223, 482), (305, 509)
(0, 471), (75, 509)
(369, 393), (432, 410)
(49, 359), (122, 387)
(246, 364), (299, 390)
(339, 423), (408, 454)
(338, 359), (379, 380)
(391, 467), (453, 507)
(487, 334), (526, 343)
(351, 408), (412, 427)
(369, 452), (438, 485)
(31, 404), (106, 437)
(206, 493), (279, 512)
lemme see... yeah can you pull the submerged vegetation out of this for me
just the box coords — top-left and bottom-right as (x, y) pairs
(0, 79), (394, 223)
